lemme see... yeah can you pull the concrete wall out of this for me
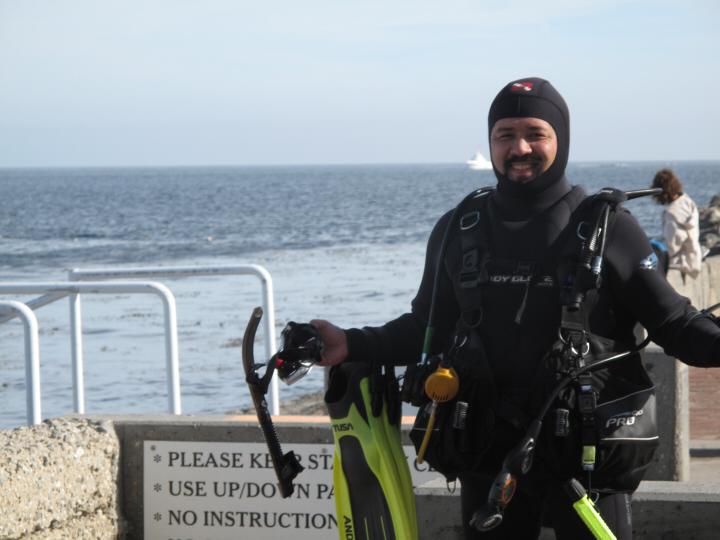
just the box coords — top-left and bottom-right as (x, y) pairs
(1, 416), (720, 539)
(641, 255), (720, 479)
(0, 418), (122, 539)
(113, 417), (720, 540)
(667, 255), (720, 313)
(105, 416), (720, 540)
(668, 255), (720, 440)
(111, 414), (333, 539)
(416, 477), (720, 540)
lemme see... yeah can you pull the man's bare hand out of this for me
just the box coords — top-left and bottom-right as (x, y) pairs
(310, 319), (348, 366)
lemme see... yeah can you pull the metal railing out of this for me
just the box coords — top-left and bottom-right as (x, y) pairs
(0, 282), (180, 419)
(68, 264), (280, 414)
(0, 301), (41, 425)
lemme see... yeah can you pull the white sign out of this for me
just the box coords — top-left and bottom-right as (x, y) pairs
(144, 441), (443, 539)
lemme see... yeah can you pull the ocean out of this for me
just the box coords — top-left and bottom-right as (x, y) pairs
(1, 162), (718, 429)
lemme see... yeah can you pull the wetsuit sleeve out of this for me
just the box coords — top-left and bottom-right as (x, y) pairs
(344, 210), (459, 366)
(604, 210), (720, 366)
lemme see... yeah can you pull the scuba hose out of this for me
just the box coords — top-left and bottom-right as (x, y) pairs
(415, 357), (459, 464)
(412, 188), (492, 463)
(470, 336), (651, 536)
(407, 188), (493, 462)
(570, 188), (662, 309)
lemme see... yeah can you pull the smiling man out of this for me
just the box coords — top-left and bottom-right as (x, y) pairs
(490, 116), (557, 183)
(488, 78), (570, 196)
(312, 77), (720, 540)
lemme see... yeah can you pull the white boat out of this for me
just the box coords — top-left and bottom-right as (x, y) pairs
(467, 150), (493, 171)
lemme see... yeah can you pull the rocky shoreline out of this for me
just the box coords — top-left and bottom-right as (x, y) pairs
(700, 193), (720, 256)
(236, 390), (327, 416)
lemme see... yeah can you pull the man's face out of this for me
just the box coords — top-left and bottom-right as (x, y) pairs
(490, 117), (558, 183)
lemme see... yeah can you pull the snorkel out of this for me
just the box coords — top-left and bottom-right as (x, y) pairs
(241, 309), (324, 498)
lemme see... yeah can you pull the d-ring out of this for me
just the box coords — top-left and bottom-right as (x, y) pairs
(569, 341), (590, 357)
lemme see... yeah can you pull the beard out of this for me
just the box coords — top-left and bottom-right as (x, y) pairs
(503, 155), (544, 183)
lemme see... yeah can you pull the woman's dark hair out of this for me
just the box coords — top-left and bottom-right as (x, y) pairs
(652, 168), (684, 205)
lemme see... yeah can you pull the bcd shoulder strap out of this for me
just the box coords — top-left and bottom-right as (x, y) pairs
(555, 189), (634, 476)
(559, 188), (628, 344)
(454, 191), (493, 328)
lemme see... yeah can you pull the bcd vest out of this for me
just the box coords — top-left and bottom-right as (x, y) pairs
(408, 188), (659, 492)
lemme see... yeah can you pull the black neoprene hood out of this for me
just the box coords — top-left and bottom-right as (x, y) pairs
(488, 77), (570, 196)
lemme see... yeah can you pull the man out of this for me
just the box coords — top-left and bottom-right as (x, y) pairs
(313, 77), (720, 539)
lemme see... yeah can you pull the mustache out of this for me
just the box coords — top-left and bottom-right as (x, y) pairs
(505, 155), (543, 167)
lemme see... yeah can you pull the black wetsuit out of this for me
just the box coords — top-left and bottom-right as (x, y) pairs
(344, 77), (720, 539)
(344, 177), (720, 540)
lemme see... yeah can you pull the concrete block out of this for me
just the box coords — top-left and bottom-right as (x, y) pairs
(632, 481), (720, 540)
(416, 479), (720, 540)
(667, 255), (720, 311)
(24, 513), (119, 540)
(0, 417), (122, 539)
(414, 483), (463, 539)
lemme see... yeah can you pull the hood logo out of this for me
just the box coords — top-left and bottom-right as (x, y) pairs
(511, 81), (534, 92)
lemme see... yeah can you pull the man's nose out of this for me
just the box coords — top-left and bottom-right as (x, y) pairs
(509, 137), (532, 156)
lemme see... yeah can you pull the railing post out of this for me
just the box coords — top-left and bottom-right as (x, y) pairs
(160, 288), (181, 414)
(256, 265), (280, 416)
(68, 292), (85, 414)
(0, 301), (41, 425)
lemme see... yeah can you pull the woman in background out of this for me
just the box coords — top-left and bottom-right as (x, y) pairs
(652, 168), (702, 280)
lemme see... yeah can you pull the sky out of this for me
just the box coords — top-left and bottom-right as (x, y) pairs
(0, 0), (718, 167)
